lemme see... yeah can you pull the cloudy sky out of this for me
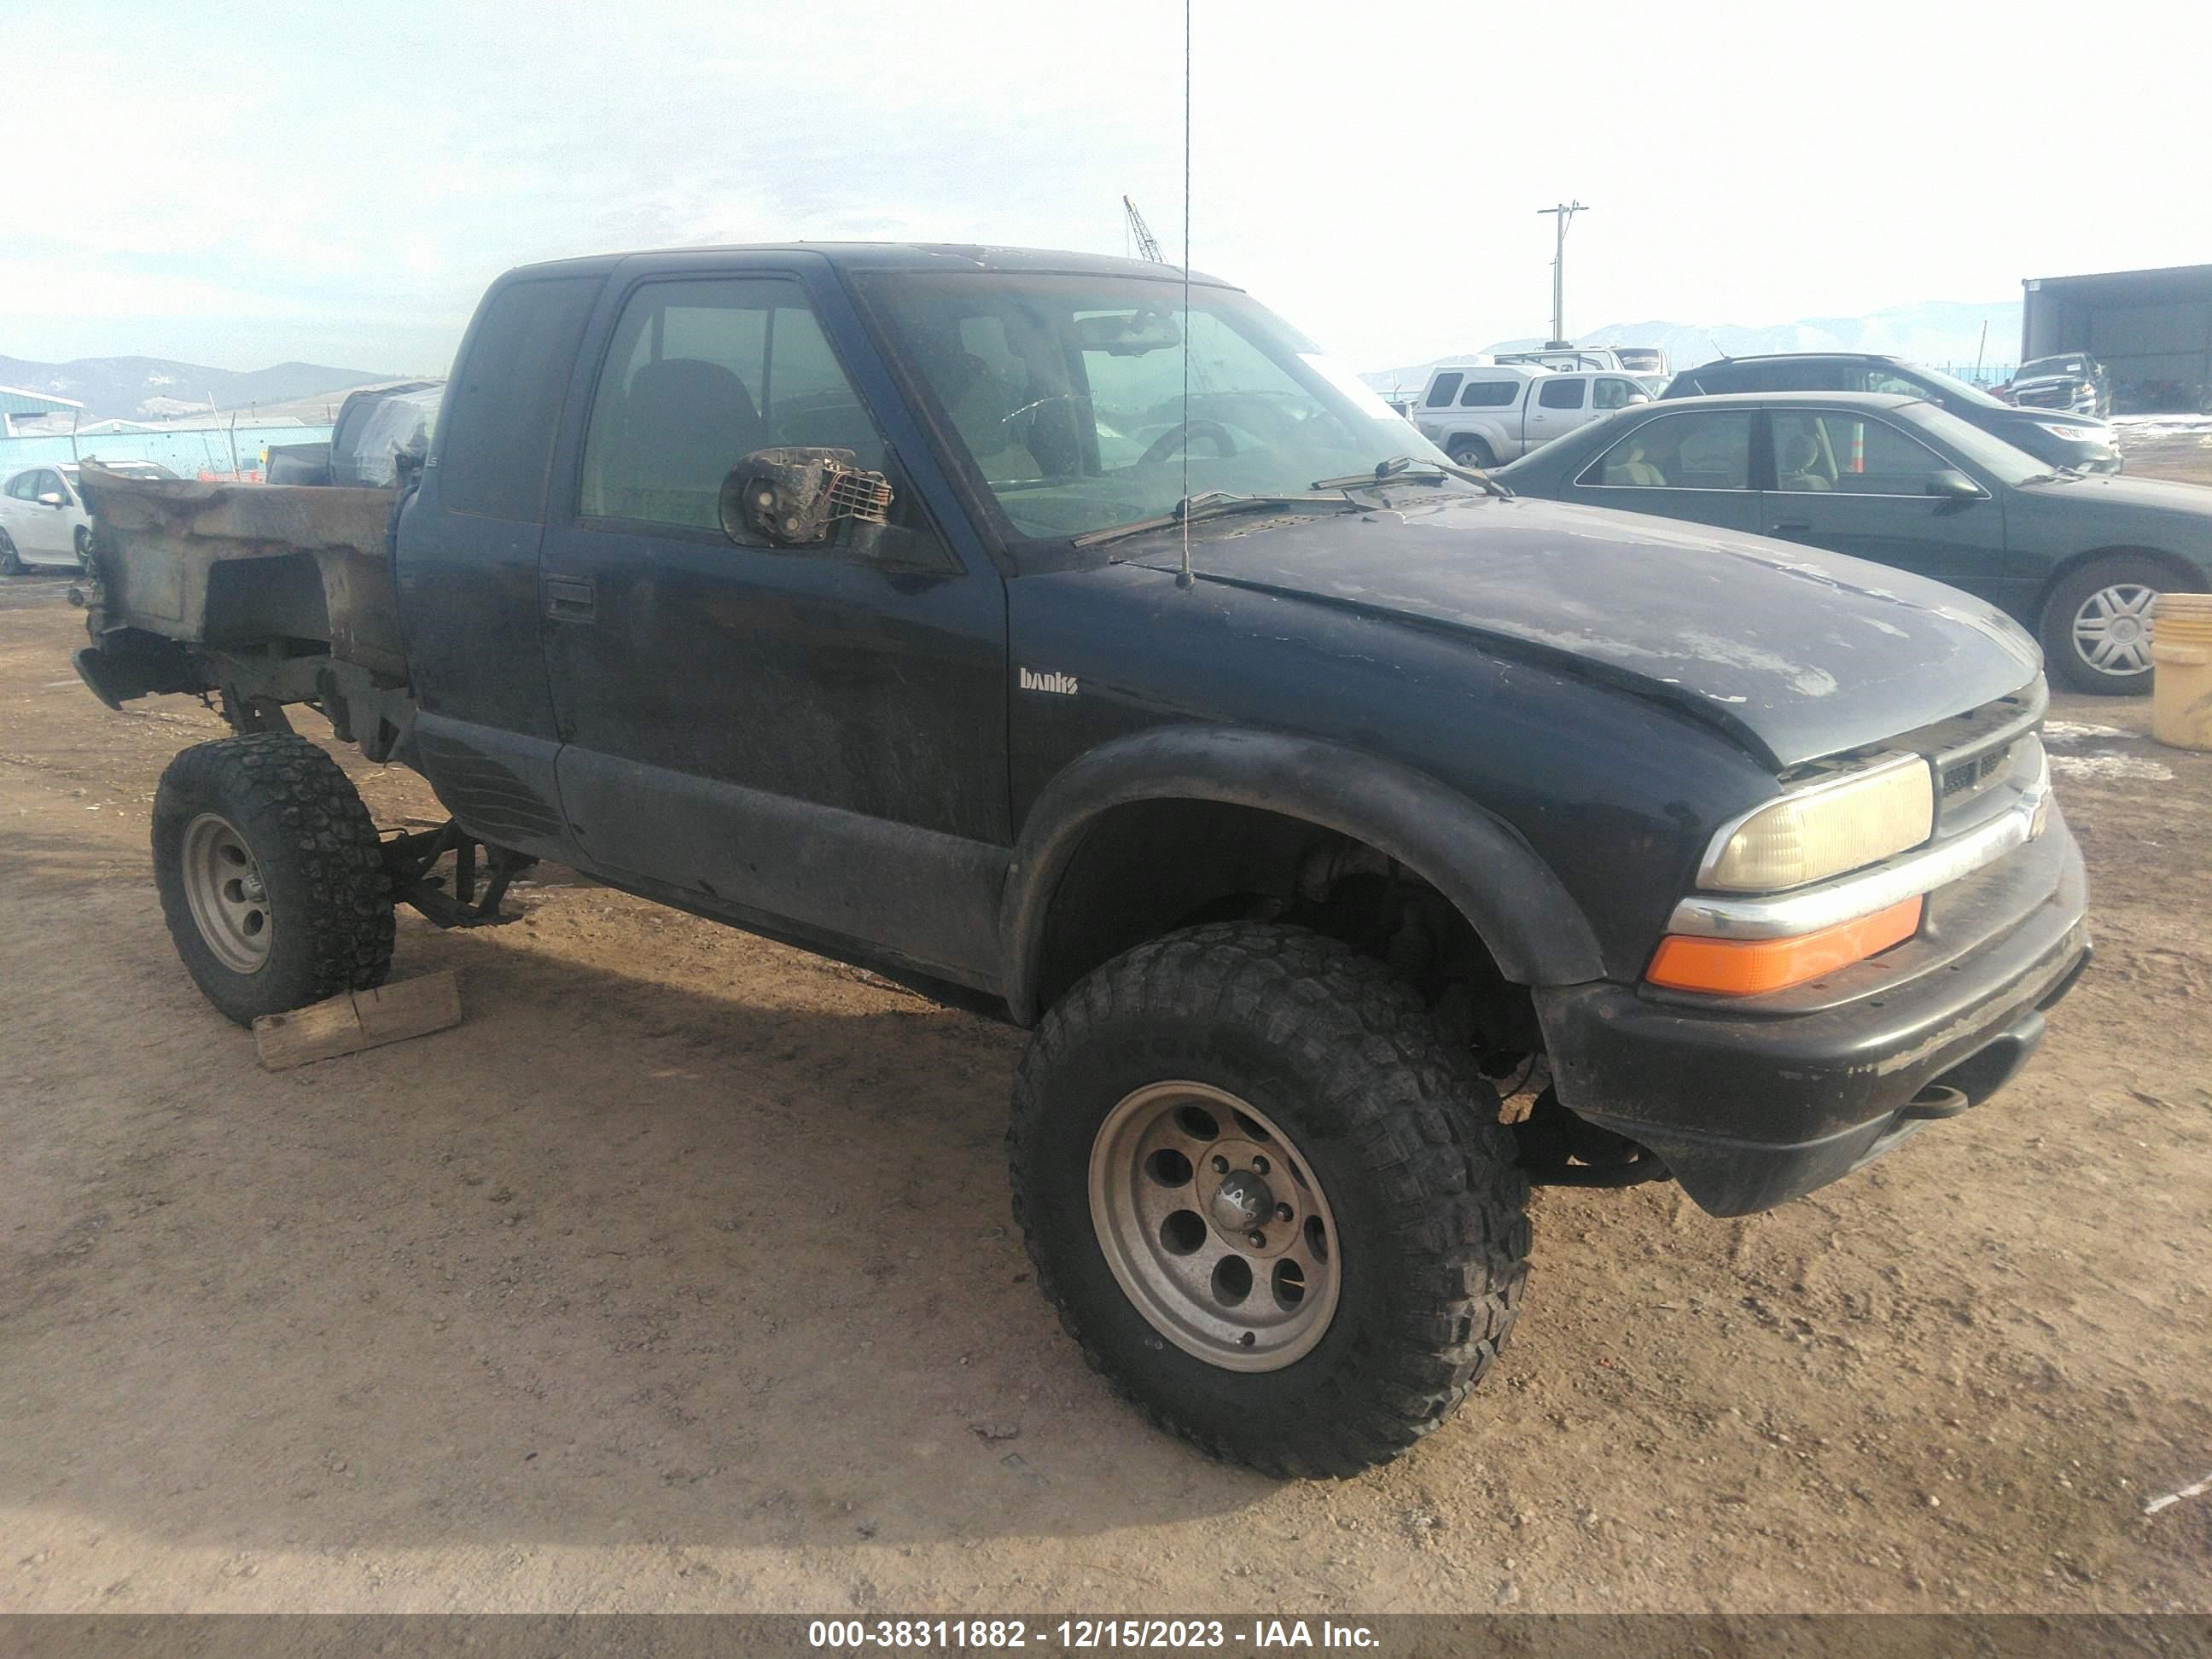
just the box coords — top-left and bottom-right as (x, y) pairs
(8, 0), (2209, 376)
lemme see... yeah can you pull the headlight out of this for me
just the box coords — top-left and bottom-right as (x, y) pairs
(1701, 754), (1934, 892)
(2033, 420), (2105, 444)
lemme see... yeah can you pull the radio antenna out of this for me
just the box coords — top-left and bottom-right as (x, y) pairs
(1178, 0), (1194, 590)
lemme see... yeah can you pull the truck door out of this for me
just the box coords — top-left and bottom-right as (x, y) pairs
(535, 258), (1010, 993)
(1759, 408), (2010, 600)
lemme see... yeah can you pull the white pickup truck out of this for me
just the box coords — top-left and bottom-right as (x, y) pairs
(1411, 364), (1650, 469)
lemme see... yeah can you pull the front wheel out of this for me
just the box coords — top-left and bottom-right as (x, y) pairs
(74, 525), (93, 570)
(153, 732), (395, 1024)
(2040, 555), (2169, 695)
(1009, 923), (1531, 1476)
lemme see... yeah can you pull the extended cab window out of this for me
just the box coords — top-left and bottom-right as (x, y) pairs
(1771, 411), (1959, 494)
(439, 274), (600, 522)
(1425, 372), (1464, 407)
(1458, 380), (1519, 408)
(1581, 411), (1753, 489)
(1538, 378), (1586, 409)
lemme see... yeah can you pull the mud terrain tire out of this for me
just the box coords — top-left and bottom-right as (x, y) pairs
(1009, 923), (1531, 1476)
(153, 733), (393, 1025)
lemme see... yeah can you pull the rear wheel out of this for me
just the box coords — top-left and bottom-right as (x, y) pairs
(1448, 438), (1497, 470)
(153, 733), (394, 1024)
(2040, 554), (2171, 695)
(1009, 923), (1531, 1476)
(0, 532), (22, 576)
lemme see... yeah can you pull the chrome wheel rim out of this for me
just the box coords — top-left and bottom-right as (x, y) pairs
(1088, 1081), (1341, 1372)
(2072, 583), (2157, 677)
(181, 812), (272, 974)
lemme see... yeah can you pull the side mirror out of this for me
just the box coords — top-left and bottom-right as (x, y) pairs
(37, 491), (67, 508)
(1625, 391), (1651, 405)
(720, 447), (894, 552)
(1926, 468), (1983, 501)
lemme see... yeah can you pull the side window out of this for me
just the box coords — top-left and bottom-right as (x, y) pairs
(3, 474), (31, 501)
(439, 275), (602, 522)
(1773, 412), (1953, 494)
(36, 470), (64, 498)
(579, 276), (940, 562)
(1864, 368), (1924, 397)
(1592, 378), (1634, 410)
(1581, 412), (1753, 490)
(1458, 379), (1520, 408)
(1425, 372), (1464, 408)
(1538, 378), (1587, 410)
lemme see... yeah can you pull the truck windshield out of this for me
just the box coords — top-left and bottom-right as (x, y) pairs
(861, 272), (1458, 540)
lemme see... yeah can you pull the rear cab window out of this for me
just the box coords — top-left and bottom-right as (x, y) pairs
(1458, 378), (1520, 408)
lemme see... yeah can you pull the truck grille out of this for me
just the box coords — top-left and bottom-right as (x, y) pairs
(1941, 743), (2011, 807)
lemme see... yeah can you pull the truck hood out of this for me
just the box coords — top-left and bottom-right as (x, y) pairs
(1132, 494), (2041, 771)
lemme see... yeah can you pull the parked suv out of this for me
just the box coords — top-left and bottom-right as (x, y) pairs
(1414, 364), (1647, 467)
(77, 243), (2088, 1476)
(1663, 353), (2122, 474)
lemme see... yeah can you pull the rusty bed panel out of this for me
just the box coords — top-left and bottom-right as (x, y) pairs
(83, 463), (408, 678)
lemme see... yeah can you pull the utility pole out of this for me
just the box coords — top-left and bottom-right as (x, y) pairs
(1537, 201), (1587, 347)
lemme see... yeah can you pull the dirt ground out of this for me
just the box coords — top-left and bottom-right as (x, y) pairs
(1, 556), (2209, 1617)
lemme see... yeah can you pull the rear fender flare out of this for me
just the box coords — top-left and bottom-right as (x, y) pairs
(1000, 725), (1604, 1025)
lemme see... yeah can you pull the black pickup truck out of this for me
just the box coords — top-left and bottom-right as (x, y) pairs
(73, 244), (2090, 1476)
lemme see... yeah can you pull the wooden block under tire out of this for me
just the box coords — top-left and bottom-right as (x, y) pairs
(253, 970), (462, 1070)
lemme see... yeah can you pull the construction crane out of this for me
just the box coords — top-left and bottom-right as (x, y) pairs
(1122, 195), (1166, 264)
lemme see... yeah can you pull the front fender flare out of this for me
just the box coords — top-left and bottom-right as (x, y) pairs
(1000, 725), (1604, 1024)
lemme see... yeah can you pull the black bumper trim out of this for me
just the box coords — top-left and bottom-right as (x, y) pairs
(1536, 823), (2090, 1216)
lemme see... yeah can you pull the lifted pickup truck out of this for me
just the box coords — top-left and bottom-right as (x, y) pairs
(74, 243), (2090, 1476)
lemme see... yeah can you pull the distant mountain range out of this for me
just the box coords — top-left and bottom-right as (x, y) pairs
(0, 355), (398, 422)
(1363, 300), (2025, 394)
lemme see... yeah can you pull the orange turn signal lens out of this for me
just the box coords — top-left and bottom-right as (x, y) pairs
(1646, 896), (1924, 997)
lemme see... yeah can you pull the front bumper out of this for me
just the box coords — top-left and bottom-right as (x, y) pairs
(1535, 809), (2089, 1216)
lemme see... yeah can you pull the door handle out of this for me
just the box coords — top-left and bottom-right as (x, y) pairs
(1769, 521), (1812, 538)
(543, 575), (597, 622)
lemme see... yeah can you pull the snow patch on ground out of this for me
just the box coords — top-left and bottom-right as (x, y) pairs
(2049, 752), (2175, 783)
(2044, 720), (2133, 744)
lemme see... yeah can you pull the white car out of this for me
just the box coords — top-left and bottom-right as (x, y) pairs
(0, 460), (179, 573)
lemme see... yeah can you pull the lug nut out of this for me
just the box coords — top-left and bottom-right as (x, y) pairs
(1247, 1231), (1266, 1248)
(1211, 1155), (1230, 1174)
(1252, 1155), (1270, 1174)
(1274, 1202), (1293, 1222)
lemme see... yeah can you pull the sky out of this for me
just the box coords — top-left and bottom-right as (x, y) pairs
(7, 0), (2211, 378)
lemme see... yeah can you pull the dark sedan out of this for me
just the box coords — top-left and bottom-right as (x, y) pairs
(1491, 391), (2212, 694)
(1661, 352), (2122, 475)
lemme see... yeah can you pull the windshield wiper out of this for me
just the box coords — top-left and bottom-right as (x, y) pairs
(1311, 455), (1514, 499)
(1069, 491), (1353, 550)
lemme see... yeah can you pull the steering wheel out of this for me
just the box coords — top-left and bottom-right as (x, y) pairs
(1138, 419), (1238, 467)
